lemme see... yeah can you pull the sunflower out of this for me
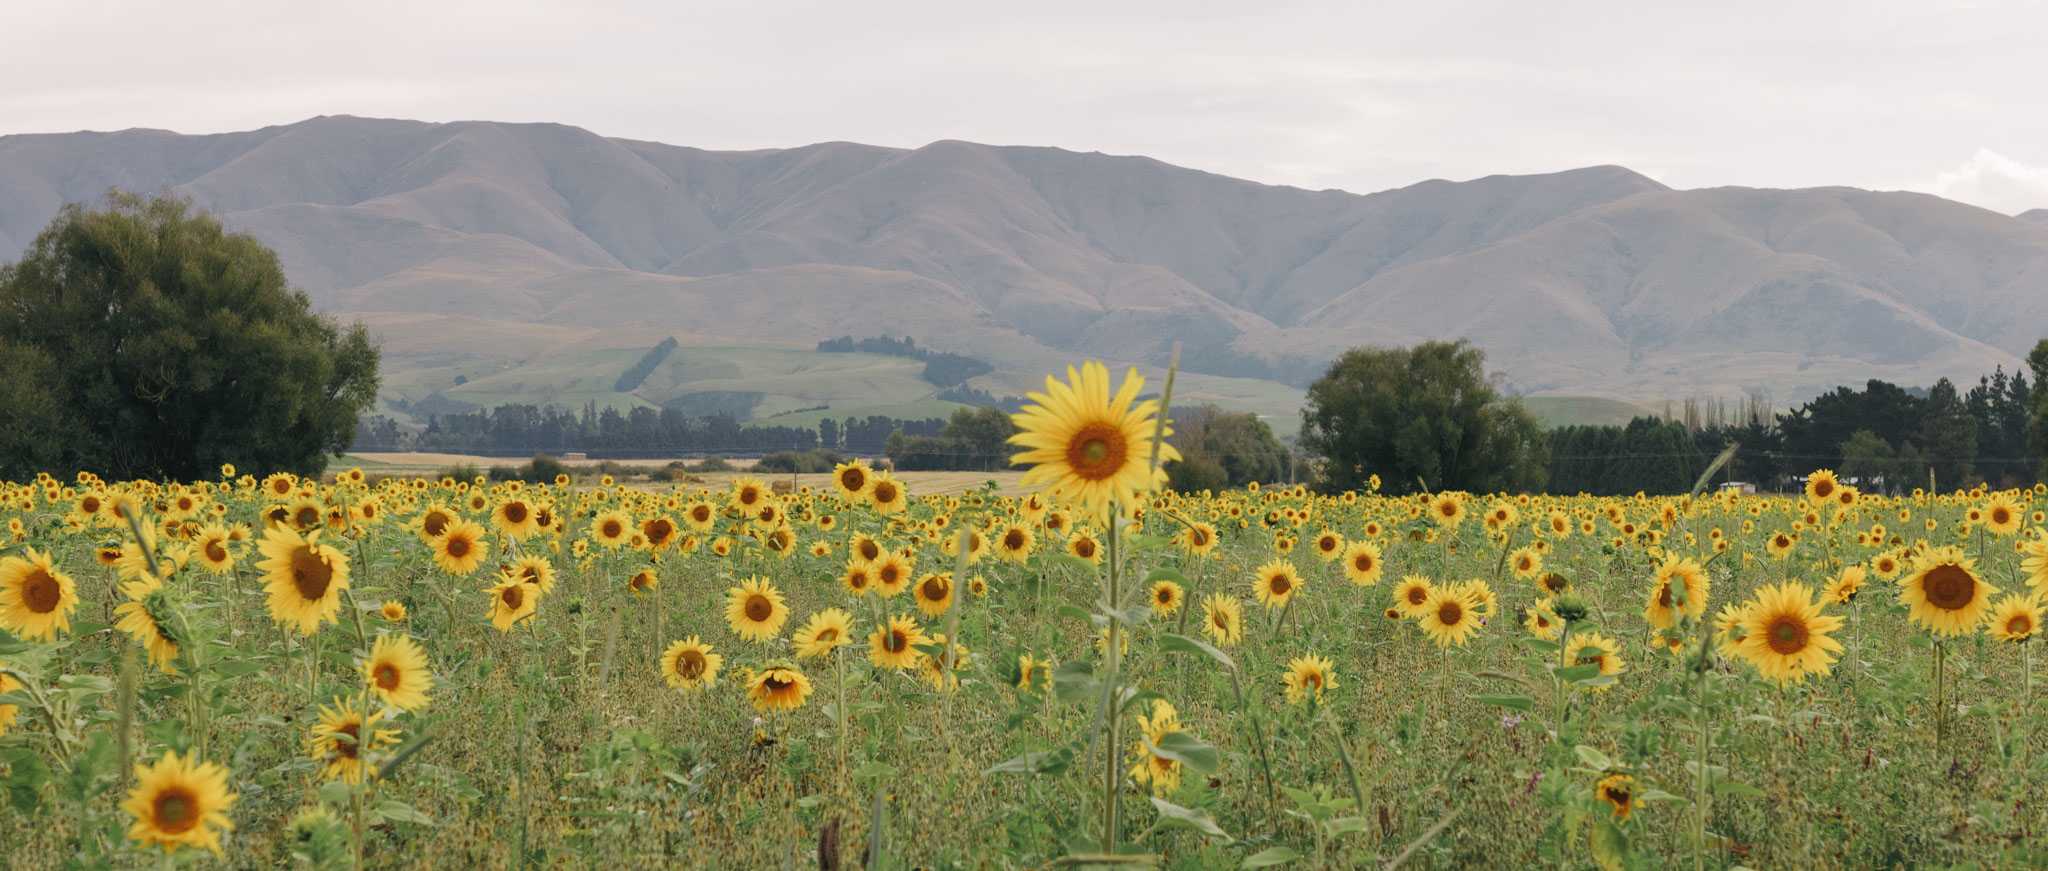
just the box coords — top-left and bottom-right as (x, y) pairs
(871, 552), (914, 597)
(682, 501), (717, 531)
(840, 561), (876, 597)
(493, 498), (540, 539)
(640, 515), (679, 552)
(1595, 773), (1641, 822)
(1282, 654), (1337, 704)
(0, 547), (79, 641)
(590, 510), (633, 548)
(1537, 572), (1572, 598)
(0, 662), (19, 737)
(1644, 556), (1710, 630)
(1015, 653), (1048, 692)
(747, 665), (813, 712)
(1454, 579), (1499, 619)
(1311, 529), (1345, 562)
(1804, 469), (1840, 505)
(1563, 632), (1625, 689)
(1341, 541), (1385, 586)
(1713, 601), (1755, 659)
(255, 527), (351, 636)
(1200, 594), (1244, 647)
(429, 519), (490, 576)
(1824, 566), (1867, 605)
(919, 633), (971, 691)
(1127, 699), (1187, 796)
(1417, 587), (1481, 648)
(793, 609), (854, 659)
(1178, 521), (1219, 558)
(995, 523), (1037, 563)
(1252, 559), (1303, 609)
(1765, 531), (1796, 560)
(912, 572), (955, 617)
(1007, 361), (1178, 519)
(627, 567), (660, 595)
(660, 637), (722, 690)
(509, 554), (557, 595)
(1523, 601), (1563, 640)
(1982, 493), (2024, 536)
(1428, 493), (1466, 527)
(361, 634), (434, 710)
(191, 525), (236, 574)
(1987, 594), (2042, 643)
(2020, 537), (2048, 597)
(415, 503), (456, 541)
(1067, 530), (1103, 564)
(1900, 546), (1998, 636)
(307, 696), (399, 784)
(1392, 575), (1435, 618)
(868, 472), (909, 515)
(1149, 579), (1184, 615)
(123, 750), (236, 855)
(725, 577), (790, 641)
(832, 459), (874, 500)
(486, 579), (538, 632)
(1735, 582), (1844, 685)
(869, 614), (927, 669)
(113, 573), (180, 673)
(379, 600), (407, 622)
(848, 533), (884, 564)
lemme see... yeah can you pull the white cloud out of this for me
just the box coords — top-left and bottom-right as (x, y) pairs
(1922, 149), (2048, 216)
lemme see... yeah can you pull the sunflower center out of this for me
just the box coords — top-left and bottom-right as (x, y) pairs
(764, 674), (793, 691)
(335, 722), (362, 759)
(873, 482), (899, 503)
(840, 468), (866, 491)
(504, 503), (528, 524)
(1064, 423), (1130, 481)
(373, 663), (401, 690)
(1923, 564), (1977, 610)
(1354, 555), (1373, 572)
(676, 650), (706, 679)
(445, 535), (472, 559)
(1992, 507), (2011, 526)
(204, 541), (228, 563)
(423, 512), (450, 537)
(1765, 615), (1809, 654)
(1406, 587), (1428, 605)
(153, 786), (200, 833)
(648, 519), (673, 542)
(295, 507), (321, 529)
(290, 547), (333, 601)
(816, 628), (839, 643)
(1156, 588), (1173, 604)
(1075, 540), (1096, 559)
(1657, 584), (1674, 609)
(601, 521), (623, 539)
(920, 577), (947, 601)
(21, 568), (61, 614)
(1437, 600), (1464, 625)
(1812, 480), (1833, 498)
(692, 507), (710, 522)
(886, 629), (908, 652)
(1004, 530), (1026, 549)
(500, 586), (524, 609)
(1268, 574), (1292, 596)
(878, 565), (900, 585)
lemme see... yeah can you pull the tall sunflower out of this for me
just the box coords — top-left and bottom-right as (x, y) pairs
(493, 498), (540, 539)
(429, 519), (490, 576)
(1007, 361), (1178, 519)
(1252, 559), (1302, 609)
(1734, 582), (1844, 685)
(832, 459), (874, 500)
(0, 547), (78, 641)
(660, 637), (722, 690)
(113, 573), (180, 673)
(255, 527), (351, 636)
(1899, 546), (1998, 636)
(1981, 493), (2024, 536)
(123, 751), (236, 855)
(361, 634), (434, 711)
(725, 577), (789, 641)
(307, 696), (399, 784)
(870, 552), (913, 597)
(1417, 587), (1481, 648)
(1391, 575), (1435, 618)
(868, 473), (909, 515)
(1804, 469), (1840, 505)
(1341, 541), (1385, 586)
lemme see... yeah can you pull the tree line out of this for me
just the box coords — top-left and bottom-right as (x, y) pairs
(354, 403), (947, 457)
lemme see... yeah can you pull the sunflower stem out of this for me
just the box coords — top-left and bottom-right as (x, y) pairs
(1098, 501), (1124, 855)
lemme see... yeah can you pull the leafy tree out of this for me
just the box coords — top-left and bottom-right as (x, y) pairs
(0, 192), (379, 480)
(942, 407), (1017, 470)
(1918, 377), (1977, 490)
(1299, 340), (1546, 494)
(2031, 339), (2048, 479)
(1836, 430), (1899, 493)
(1165, 405), (1289, 491)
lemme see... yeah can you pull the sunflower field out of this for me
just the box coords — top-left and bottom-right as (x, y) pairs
(3, 361), (2048, 869)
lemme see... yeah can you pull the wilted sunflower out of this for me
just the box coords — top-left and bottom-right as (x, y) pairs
(1008, 361), (1178, 519)
(1392, 575), (1435, 618)
(1417, 587), (1481, 648)
(486, 579), (538, 632)
(307, 696), (399, 784)
(1595, 773), (1641, 822)
(869, 614), (927, 669)
(1341, 541), (1385, 586)
(1149, 579), (1184, 615)
(0, 547), (79, 641)
(793, 608), (854, 659)
(256, 527), (351, 636)
(361, 634), (433, 710)
(747, 665), (813, 712)
(1252, 559), (1302, 609)
(1900, 546), (1997, 636)
(1986, 594), (2041, 643)
(725, 577), (790, 641)
(1127, 699), (1186, 796)
(1644, 556), (1710, 630)
(429, 519), (490, 576)
(123, 750), (236, 855)
(1201, 594), (1244, 647)
(660, 637), (723, 690)
(1282, 654), (1337, 704)
(1735, 582), (1844, 685)
(1563, 632), (1625, 690)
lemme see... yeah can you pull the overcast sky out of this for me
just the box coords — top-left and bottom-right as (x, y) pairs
(6, 0), (2046, 214)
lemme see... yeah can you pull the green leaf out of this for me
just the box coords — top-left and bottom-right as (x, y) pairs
(1148, 732), (1220, 774)
(1573, 745), (1615, 770)
(1555, 664), (1601, 682)
(1148, 797), (1232, 841)
(1052, 661), (1098, 704)
(1240, 846), (1303, 868)
(1157, 633), (1237, 671)
(1588, 819), (1629, 871)
(1474, 694), (1534, 711)
(373, 799), (437, 827)
(1142, 567), (1189, 586)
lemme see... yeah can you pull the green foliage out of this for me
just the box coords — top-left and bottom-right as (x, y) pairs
(885, 406), (1017, 471)
(1546, 417), (1703, 495)
(1166, 405), (1289, 491)
(2031, 339), (2048, 479)
(755, 449), (845, 474)
(0, 192), (379, 480)
(1298, 340), (1546, 494)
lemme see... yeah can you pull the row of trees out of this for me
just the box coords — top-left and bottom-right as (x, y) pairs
(357, 404), (948, 457)
(815, 335), (994, 386)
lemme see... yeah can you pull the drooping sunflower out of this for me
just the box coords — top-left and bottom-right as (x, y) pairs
(747, 664), (813, 712)
(793, 608), (854, 659)
(1149, 579), (1184, 616)
(255, 527), (351, 636)
(660, 637), (723, 690)
(113, 573), (180, 673)
(1417, 587), (1481, 648)
(1734, 582), (1844, 685)
(0, 547), (79, 641)
(1986, 594), (2042, 643)
(725, 577), (790, 641)
(1595, 773), (1641, 822)
(1007, 361), (1178, 519)
(869, 614), (927, 669)
(1643, 556), (1710, 630)
(1563, 632), (1625, 690)
(429, 519), (490, 576)
(123, 750), (237, 855)
(307, 696), (399, 784)
(1899, 546), (1998, 636)
(1252, 559), (1303, 609)
(361, 634), (434, 710)
(1282, 654), (1336, 704)
(1201, 594), (1244, 647)
(486, 579), (538, 632)
(1391, 575), (1435, 618)
(1341, 541), (1385, 587)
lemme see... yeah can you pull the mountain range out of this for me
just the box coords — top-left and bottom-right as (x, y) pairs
(4, 115), (2045, 429)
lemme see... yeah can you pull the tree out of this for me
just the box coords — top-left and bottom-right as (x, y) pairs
(0, 192), (380, 480)
(1836, 430), (1898, 493)
(1298, 340), (1546, 494)
(2031, 339), (2048, 479)
(1918, 378), (1977, 490)
(1165, 405), (1289, 491)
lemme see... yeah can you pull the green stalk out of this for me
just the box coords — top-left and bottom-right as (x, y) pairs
(1098, 503), (1124, 854)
